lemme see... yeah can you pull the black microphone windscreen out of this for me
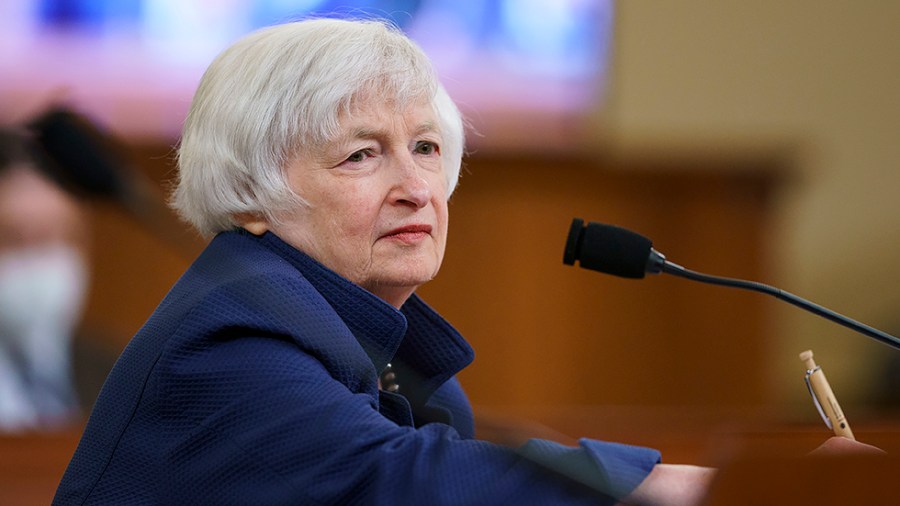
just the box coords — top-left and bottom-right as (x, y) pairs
(564, 219), (653, 279)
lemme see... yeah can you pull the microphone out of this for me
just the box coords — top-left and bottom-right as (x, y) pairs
(563, 218), (900, 351)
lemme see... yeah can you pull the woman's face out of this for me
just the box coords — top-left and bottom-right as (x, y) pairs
(265, 97), (449, 308)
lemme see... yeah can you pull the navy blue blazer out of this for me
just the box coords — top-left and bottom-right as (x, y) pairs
(54, 230), (659, 505)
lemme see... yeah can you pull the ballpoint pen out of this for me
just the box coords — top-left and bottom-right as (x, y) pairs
(800, 349), (854, 440)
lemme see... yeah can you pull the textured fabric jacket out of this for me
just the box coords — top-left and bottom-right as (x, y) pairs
(54, 230), (660, 505)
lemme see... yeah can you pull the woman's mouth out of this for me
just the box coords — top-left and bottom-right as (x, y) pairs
(381, 224), (432, 243)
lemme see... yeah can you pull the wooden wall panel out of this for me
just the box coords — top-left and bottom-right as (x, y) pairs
(416, 154), (780, 408)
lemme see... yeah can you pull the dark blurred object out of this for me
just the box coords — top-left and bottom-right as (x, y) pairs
(27, 107), (202, 258)
(28, 108), (127, 199)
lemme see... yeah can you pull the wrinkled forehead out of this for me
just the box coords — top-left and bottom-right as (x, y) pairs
(345, 84), (434, 120)
(290, 96), (433, 162)
(286, 74), (438, 162)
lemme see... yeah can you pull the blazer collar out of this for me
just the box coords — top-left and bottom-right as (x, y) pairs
(256, 231), (474, 399)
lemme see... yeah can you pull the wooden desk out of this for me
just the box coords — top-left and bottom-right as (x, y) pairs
(476, 404), (900, 503)
(2, 410), (897, 504)
(476, 404), (900, 463)
(705, 451), (900, 505)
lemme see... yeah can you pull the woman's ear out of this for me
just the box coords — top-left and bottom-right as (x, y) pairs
(235, 214), (269, 236)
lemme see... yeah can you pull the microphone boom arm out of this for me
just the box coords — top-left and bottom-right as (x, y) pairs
(659, 259), (900, 351)
(565, 218), (900, 351)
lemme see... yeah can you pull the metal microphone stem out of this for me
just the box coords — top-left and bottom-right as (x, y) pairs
(658, 260), (900, 351)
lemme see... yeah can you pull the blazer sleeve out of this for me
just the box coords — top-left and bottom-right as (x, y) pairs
(150, 335), (659, 506)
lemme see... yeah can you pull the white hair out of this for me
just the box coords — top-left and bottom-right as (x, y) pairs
(173, 18), (465, 236)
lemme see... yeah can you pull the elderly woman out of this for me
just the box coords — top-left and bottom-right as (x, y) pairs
(54, 19), (717, 505)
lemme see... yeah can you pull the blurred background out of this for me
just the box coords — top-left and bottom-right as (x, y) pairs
(0, 0), (898, 501)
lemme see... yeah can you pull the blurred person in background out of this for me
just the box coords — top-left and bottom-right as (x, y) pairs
(0, 127), (89, 431)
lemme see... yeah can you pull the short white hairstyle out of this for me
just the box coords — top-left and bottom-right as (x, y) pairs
(173, 18), (465, 236)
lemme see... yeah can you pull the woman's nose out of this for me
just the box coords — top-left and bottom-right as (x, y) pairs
(392, 160), (432, 208)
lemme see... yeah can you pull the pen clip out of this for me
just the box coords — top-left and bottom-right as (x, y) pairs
(804, 366), (832, 430)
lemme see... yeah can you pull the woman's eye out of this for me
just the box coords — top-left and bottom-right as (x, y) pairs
(345, 150), (371, 163)
(415, 141), (438, 155)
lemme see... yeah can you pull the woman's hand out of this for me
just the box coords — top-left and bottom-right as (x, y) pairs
(619, 463), (716, 506)
(808, 436), (886, 456)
